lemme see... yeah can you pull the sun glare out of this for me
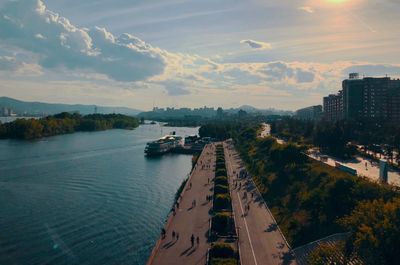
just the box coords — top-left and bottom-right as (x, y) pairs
(327, 0), (347, 4)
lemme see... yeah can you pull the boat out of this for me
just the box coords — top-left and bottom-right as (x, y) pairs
(145, 135), (183, 156)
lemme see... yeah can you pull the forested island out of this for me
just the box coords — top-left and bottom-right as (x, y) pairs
(0, 112), (139, 140)
(199, 120), (400, 265)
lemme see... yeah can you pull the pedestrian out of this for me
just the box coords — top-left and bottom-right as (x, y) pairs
(191, 234), (195, 247)
(176, 202), (180, 209)
(172, 230), (175, 239)
(196, 236), (200, 245)
(176, 232), (179, 240)
(161, 228), (166, 239)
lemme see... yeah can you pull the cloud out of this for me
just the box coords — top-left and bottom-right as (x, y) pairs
(0, 55), (43, 75)
(298, 6), (315, 13)
(0, 0), (166, 82)
(240, 39), (272, 50)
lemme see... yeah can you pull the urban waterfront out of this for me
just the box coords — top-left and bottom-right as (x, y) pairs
(0, 123), (198, 265)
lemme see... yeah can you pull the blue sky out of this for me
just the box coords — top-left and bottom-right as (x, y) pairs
(0, 0), (400, 110)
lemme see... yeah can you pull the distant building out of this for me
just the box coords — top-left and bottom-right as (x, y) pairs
(216, 107), (223, 119)
(295, 105), (322, 121)
(323, 74), (400, 123)
(0, 107), (13, 117)
(323, 91), (343, 122)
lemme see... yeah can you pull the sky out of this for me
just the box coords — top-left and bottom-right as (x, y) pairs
(0, 0), (400, 111)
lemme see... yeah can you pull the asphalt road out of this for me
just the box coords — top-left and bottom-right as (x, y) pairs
(224, 141), (297, 265)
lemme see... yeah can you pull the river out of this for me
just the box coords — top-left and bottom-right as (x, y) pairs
(0, 123), (198, 265)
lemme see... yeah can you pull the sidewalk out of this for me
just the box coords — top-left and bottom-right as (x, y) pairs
(224, 142), (297, 265)
(147, 144), (216, 265)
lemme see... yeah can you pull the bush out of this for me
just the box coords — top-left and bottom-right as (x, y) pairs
(212, 212), (233, 235)
(216, 157), (225, 164)
(215, 176), (229, 186)
(214, 194), (231, 211)
(210, 258), (237, 265)
(210, 243), (235, 259)
(215, 168), (227, 177)
(214, 184), (229, 195)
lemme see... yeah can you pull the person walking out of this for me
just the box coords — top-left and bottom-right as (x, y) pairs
(196, 236), (200, 245)
(172, 230), (175, 239)
(190, 234), (195, 247)
(176, 232), (179, 241)
(161, 228), (166, 239)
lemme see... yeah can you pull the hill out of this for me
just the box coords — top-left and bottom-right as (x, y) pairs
(0, 97), (142, 116)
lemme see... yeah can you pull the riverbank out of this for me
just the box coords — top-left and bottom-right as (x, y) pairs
(0, 112), (139, 140)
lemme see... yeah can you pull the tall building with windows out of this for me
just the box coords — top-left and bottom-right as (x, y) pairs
(323, 91), (343, 122)
(323, 74), (400, 123)
(342, 75), (400, 121)
(295, 105), (322, 121)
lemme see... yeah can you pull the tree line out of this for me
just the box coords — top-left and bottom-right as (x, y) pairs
(271, 117), (400, 162)
(0, 112), (139, 140)
(199, 121), (400, 265)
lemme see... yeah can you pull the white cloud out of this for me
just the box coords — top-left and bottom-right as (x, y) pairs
(240, 39), (272, 50)
(298, 6), (315, 13)
(0, 0), (166, 82)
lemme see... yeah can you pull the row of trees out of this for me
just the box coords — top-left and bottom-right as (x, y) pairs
(210, 144), (238, 265)
(199, 121), (400, 264)
(271, 117), (400, 162)
(0, 112), (139, 140)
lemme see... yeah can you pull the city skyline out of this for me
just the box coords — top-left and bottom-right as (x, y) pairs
(1, 0), (400, 111)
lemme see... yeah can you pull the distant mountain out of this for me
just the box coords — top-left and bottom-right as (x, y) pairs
(0, 97), (142, 116)
(228, 105), (294, 116)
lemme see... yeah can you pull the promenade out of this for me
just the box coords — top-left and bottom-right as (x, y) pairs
(224, 141), (297, 265)
(147, 143), (216, 265)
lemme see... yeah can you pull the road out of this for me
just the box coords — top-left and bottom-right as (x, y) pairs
(224, 141), (297, 265)
(147, 144), (216, 265)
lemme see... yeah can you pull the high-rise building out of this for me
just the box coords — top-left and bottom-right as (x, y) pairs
(342, 75), (400, 121)
(323, 74), (400, 123)
(295, 105), (322, 121)
(323, 91), (343, 122)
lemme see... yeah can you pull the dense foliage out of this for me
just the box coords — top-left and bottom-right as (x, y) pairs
(0, 112), (139, 139)
(201, 121), (399, 264)
(341, 198), (400, 265)
(210, 243), (235, 259)
(212, 212), (233, 236)
(271, 117), (400, 161)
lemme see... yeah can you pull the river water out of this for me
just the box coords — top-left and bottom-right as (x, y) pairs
(0, 123), (198, 265)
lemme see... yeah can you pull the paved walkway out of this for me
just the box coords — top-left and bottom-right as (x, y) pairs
(147, 144), (216, 265)
(224, 141), (297, 265)
(308, 153), (400, 187)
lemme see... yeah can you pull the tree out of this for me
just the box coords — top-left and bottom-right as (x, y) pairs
(340, 198), (400, 265)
